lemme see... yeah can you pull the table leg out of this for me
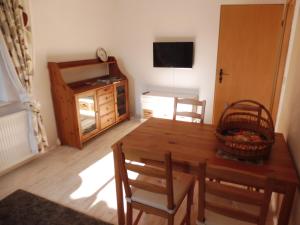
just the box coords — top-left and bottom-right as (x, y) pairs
(277, 184), (296, 225)
(113, 147), (125, 225)
(197, 163), (206, 224)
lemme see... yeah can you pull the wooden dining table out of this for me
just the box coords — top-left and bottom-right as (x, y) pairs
(112, 118), (299, 225)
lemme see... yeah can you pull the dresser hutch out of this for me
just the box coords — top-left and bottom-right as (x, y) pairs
(48, 57), (129, 149)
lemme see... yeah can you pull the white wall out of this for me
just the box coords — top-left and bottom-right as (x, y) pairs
(276, 1), (300, 224)
(110, 0), (220, 123)
(30, 0), (115, 146)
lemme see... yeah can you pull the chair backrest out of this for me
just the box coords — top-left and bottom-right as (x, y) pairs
(115, 142), (175, 210)
(198, 162), (273, 225)
(173, 97), (206, 123)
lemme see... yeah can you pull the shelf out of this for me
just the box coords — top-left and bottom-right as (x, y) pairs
(68, 75), (125, 94)
(117, 93), (125, 97)
(57, 57), (116, 69)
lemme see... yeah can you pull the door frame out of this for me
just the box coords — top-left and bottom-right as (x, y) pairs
(212, 0), (296, 124)
(270, 0), (296, 120)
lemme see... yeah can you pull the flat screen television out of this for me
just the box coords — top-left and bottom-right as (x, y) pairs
(153, 42), (193, 68)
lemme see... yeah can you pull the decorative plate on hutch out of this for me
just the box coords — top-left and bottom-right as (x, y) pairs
(96, 48), (108, 62)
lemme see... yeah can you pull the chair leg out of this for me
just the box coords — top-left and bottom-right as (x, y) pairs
(186, 184), (194, 225)
(126, 202), (133, 225)
(168, 215), (174, 225)
(133, 210), (143, 225)
(198, 178), (205, 223)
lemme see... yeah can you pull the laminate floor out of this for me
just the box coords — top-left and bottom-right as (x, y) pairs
(0, 119), (277, 225)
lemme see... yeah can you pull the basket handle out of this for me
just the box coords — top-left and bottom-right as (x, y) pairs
(218, 100), (274, 131)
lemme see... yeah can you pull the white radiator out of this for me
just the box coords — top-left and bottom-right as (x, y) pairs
(0, 110), (33, 172)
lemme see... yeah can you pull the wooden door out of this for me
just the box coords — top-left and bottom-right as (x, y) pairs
(213, 4), (284, 124)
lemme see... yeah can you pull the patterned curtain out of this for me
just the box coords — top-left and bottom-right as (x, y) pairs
(0, 0), (48, 151)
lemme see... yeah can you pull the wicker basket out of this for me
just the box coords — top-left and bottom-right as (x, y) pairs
(216, 100), (275, 160)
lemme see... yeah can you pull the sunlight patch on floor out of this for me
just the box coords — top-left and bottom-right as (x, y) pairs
(91, 179), (118, 209)
(70, 152), (115, 200)
(90, 168), (140, 210)
(69, 150), (142, 210)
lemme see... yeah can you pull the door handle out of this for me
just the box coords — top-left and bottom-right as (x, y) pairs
(219, 69), (230, 83)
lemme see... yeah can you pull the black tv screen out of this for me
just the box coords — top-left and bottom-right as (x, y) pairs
(153, 42), (193, 68)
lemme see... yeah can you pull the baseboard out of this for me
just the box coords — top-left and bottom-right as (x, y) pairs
(0, 144), (59, 177)
(0, 154), (38, 177)
(45, 144), (59, 152)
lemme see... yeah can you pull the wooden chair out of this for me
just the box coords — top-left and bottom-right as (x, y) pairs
(198, 162), (274, 225)
(173, 97), (206, 123)
(115, 142), (195, 225)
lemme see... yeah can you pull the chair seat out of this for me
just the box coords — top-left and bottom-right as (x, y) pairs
(127, 172), (195, 214)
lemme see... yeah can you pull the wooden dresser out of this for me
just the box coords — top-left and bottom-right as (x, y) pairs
(48, 57), (129, 149)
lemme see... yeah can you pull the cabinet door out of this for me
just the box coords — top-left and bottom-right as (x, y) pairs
(76, 90), (99, 140)
(114, 80), (129, 122)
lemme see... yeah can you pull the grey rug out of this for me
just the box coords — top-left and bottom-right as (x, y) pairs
(0, 189), (112, 225)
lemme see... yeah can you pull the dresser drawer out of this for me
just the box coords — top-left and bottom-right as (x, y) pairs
(101, 112), (116, 129)
(98, 93), (114, 104)
(99, 101), (115, 116)
(97, 86), (113, 96)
